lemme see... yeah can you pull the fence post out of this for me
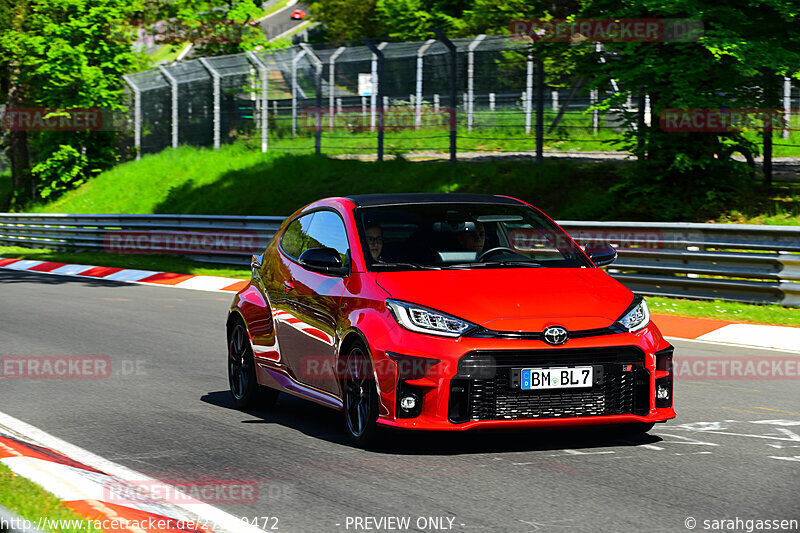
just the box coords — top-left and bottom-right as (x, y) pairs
(784, 77), (791, 140)
(467, 35), (485, 132)
(300, 43), (323, 155)
(416, 39), (435, 129)
(525, 54), (533, 134)
(158, 65), (179, 148)
(433, 29), (457, 164)
(764, 124), (773, 187)
(364, 39), (385, 161)
(199, 58), (221, 150)
(122, 75), (141, 160)
(291, 48), (308, 138)
(637, 89), (646, 155)
(246, 51), (269, 153)
(591, 89), (599, 133)
(489, 93), (495, 111)
(535, 57), (544, 165)
(551, 90), (559, 110)
(369, 42), (388, 132)
(329, 46), (346, 130)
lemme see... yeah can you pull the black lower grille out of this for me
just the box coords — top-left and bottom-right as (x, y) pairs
(449, 347), (649, 422)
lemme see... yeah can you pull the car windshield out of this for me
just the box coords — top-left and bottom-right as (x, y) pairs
(356, 202), (591, 270)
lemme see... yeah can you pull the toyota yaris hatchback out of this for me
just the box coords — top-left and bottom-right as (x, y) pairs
(227, 194), (675, 446)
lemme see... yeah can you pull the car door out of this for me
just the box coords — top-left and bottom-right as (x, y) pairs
(261, 212), (315, 371)
(271, 210), (350, 395)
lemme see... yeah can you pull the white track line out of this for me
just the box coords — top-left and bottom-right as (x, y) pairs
(0, 411), (265, 533)
(697, 324), (800, 353)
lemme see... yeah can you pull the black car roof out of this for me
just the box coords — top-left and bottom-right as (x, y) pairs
(347, 193), (525, 207)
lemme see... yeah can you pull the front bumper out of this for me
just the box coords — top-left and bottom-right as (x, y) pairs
(369, 322), (676, 431)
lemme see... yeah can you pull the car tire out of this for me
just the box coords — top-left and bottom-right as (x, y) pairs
(342, 342), (381, 448)
(228, 318), (279, 410)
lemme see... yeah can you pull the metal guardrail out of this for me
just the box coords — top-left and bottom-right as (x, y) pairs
(1, 214), (799, 307)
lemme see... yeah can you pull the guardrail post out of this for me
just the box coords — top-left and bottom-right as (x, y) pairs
(199, 58), (221, 150)
(246, 51), (269, 153)
(433, 29), (457, 164)
(122, 75), (142, 160)
(291, 48), (308, 138)
(416, 39), (435, 130)
(328, 46), (346, 130)
(158, 65), (179, 148)
(467, 35), (485, 132)
(364, 39), (386, 161)
(300, 43), (323, 155)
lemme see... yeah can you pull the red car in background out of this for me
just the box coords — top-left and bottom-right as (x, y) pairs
(290, 9), (306, 20)
(227, 194), (676, 447)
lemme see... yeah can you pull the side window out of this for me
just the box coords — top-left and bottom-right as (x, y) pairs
(280, 213), (315, 259)
(303, 210), (350, 264)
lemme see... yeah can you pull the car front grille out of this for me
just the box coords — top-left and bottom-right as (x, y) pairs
(449, 347), (650, 423)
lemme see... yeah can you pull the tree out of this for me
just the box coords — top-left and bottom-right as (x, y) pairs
(308, 0), (380, 41)
(0, 0), (141, 205)
(560, 0), (800, 218)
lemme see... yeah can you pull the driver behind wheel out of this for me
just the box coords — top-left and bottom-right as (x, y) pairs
(456, 221), (486, 254)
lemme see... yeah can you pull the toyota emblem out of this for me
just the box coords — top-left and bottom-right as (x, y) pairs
(543, 326), (569, 345)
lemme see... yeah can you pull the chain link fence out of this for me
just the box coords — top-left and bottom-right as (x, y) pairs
(122, 35), (662, 161)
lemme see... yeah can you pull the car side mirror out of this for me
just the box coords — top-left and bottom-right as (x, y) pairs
(251, 253), (263, 275)
(299, 247), (348, 275)
(585, 244), (617, 267)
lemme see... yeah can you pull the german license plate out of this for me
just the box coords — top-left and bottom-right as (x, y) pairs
(520, 366), (593, 390)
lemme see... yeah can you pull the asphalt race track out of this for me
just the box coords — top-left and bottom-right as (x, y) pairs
(259, 3), (310, 41)
(0, 269), (798, 532)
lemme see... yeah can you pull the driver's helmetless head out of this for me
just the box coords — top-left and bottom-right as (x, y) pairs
(457, 221), (485, 252)
(365, 224), (383, 261)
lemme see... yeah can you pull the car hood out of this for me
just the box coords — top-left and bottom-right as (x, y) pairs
(375, 268), (633, 332)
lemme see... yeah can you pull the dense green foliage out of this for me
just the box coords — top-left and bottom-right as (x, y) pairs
(0, 0), (140, 206)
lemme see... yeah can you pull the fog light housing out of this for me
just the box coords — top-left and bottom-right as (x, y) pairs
(655, 346), (674, 408)
(656, 383), (670, 400)
(400, 395), (418, 411)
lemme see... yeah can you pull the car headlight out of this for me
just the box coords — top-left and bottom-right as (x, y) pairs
(616, 296), (650, 332)
(385, 299), (476, 337)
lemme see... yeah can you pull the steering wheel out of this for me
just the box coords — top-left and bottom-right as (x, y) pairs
(477, 246), (518, 262)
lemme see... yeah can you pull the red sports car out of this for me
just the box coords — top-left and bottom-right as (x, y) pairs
(227, 194), (675, 446)
(290, 9), (306, 20)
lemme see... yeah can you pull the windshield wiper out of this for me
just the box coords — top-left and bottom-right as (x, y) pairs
(442, 260), (542, 269)
(372, 262), (441, 271)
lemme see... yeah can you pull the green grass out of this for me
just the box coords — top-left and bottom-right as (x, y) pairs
(260, 0), (293, 18)
(0, 463), (102, 533)
(648, 296), (799, 327)
(0, 246), (250, 279)
(29, 143), (626, 220)
(146, 42), (191, 65)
